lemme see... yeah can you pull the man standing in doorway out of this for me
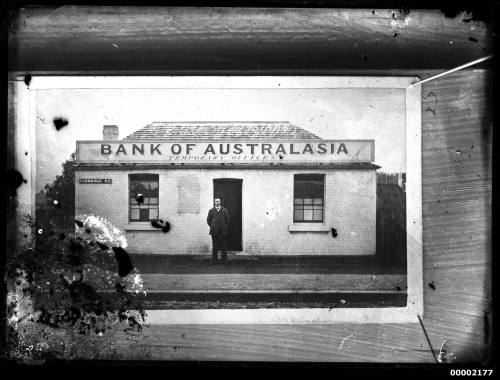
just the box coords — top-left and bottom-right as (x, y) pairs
(207, 197), (230, 265)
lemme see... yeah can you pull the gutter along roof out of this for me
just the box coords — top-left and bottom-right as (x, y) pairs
(74, 162), (381, 170)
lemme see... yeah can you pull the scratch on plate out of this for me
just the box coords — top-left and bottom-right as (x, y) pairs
(338, 333), (355, 350)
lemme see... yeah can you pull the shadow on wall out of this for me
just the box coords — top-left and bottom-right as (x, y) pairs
(376, 172), (407, 268)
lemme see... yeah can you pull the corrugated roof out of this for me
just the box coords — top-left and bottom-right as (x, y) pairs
(123, 121), (321, 140)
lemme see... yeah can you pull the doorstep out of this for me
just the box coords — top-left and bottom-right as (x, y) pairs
(138, 273), (407, 293)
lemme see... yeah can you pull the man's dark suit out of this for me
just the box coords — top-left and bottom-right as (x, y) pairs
(207, 206), (230, 262)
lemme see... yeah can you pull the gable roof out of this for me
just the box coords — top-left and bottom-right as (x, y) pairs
(123, 121), (321, 140)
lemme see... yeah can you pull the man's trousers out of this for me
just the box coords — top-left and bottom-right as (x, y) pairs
(211, 235), (228, 261)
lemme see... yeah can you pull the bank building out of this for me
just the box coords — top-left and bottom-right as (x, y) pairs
(75, 122), (379, 256)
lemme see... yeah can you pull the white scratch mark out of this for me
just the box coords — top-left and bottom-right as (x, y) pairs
(338, 333), (355, 350)
(75, 214), (127, 248)
(112, 43), (119, 48)
(264, 198), (279, 220)
(390, 16), (411, 33)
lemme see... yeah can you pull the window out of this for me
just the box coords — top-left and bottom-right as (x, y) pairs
(293, 174), (324, 223)
(129, 174), (159, 222)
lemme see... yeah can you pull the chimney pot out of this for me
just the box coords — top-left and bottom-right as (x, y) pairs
(103, 125), (119, 140)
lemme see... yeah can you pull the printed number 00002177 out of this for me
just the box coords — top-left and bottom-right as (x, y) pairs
(450, 370), (493, 376)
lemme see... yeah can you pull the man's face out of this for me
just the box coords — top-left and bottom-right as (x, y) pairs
(214, 199), (221, 207)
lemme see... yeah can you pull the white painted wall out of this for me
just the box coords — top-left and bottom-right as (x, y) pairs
(75, 168), (376, 255)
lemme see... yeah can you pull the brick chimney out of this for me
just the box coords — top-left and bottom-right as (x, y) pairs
(103, 125), (119, 140)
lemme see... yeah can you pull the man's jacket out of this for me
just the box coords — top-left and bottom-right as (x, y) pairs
(207, 207), (230, 236)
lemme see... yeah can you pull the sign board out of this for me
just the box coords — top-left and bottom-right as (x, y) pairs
(79, 178), (112, 184)
(75, 140), (374, 164)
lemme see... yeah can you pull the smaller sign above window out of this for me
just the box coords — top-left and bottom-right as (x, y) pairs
(79, 178), (112, 184)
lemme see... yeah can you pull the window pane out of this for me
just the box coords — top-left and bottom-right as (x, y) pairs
(314, 209), (323, 221)
(141, 183), (150, 196)
(139, 209), (149, 221)
(144, 182), (158, 197)
(294, 180), (324, 199)
(294, 209), (303, 221)
(130, 181), (146, 194)
(303, 209), (313, 220)
(149, 197), (158, 204)
(149, 208), (159, 220)
(304, 198), (313, 205)
(313, 198), (323, 205)
(130, 174), (158, 181)
(130, 208), (140, 220)
(294, 198), (303, 205)
(295, 174), (324, 182)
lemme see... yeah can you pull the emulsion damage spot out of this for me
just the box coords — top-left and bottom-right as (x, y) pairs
(151, 219), (170, 233)
(7, 169), (27, 197)
(53, 117), (69, 131)
(24, 74), (32, 87)
(96, 241), (109, 250)
(112, 247), (134, 277)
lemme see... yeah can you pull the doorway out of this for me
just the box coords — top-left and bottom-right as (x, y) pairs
(213, 178), (242, 251)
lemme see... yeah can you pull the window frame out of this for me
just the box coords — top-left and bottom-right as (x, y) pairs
(128, 173), (160, 222)
(293, 173), (325, 224)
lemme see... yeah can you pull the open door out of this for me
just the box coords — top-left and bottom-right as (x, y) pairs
(213, 178), (242, 251)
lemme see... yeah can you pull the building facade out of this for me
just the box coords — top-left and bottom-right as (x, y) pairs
(75, 122), (379, 256)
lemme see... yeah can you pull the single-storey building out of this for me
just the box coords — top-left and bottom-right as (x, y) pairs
(75, 122), (379, 255)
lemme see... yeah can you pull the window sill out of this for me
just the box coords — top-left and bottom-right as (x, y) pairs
(124, 223), (161, 231)
(288, 224), (331, 232)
